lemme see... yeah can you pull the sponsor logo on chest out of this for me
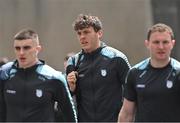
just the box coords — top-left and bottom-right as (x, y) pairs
(6, 89), (16, 94)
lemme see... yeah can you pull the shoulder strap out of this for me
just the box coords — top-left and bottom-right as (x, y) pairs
(71, 52), (83, 71)
(75, 53), (82, 70)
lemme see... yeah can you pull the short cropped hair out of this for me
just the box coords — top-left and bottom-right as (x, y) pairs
(73, 14), (102, 32)
(147, 23), (174, 40)
(14, 29), (39, 43)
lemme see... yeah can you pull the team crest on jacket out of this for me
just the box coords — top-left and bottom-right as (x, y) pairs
(101, 69), (107, 77)
(166, 80), (173, 89)
(36, 89), (43, 97)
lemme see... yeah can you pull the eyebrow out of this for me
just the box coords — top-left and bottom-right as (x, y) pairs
(14, 45), (32, 50)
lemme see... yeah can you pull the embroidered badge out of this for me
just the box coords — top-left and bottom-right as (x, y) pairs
(166, 80), (173, 89)
(101, 69), (107, 77)
(36, 89), (43, 97)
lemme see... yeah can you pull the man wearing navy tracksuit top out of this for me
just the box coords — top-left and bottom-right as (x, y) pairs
(67, 43), (130, 121)
(66, 14), (130, 122)
(0, 61), (77, 122)
(0, 28), (77, 122)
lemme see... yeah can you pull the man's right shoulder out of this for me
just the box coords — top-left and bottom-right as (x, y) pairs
(0, 61), (14, 80)
(67, 51), (83, 66)
(1, 62), (14, 69)
(132, 58), (150, 70)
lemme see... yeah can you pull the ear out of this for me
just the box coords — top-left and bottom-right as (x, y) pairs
(97, 30), (103, 39)
(144, 40), (149, 49)
(172, 39), (175, 46)
(36, 45), (42, 52)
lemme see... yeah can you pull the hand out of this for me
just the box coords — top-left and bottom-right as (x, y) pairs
(67, 71), (78, 92)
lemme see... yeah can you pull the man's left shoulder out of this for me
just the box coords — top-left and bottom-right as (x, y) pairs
(171, 58), (180, 70)
(101, 46), (127, 59)
(36, 64), (66, 85)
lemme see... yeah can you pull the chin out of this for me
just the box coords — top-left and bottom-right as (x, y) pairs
(157, 57), (168, 61)
(83, 48), (89, 53)
(19, 63), (27, 68)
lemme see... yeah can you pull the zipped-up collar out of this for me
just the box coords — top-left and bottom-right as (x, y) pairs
(12, 60), (45, 70)
(81, 41), (106, 56)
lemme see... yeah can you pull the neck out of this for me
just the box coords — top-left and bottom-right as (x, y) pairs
(19, 59), (39, 69)
(84, 41), (101, 53)
(150, 57), (170, 68)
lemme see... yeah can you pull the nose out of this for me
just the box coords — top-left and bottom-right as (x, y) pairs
(79, 33), (85, 40)
(19, 48), (25, 55)
(158, 42), (164, 49)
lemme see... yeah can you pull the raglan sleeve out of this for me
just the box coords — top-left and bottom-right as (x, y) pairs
(123, 68), (137, 101)
(116, 55), (131, 86)
(54, 74), (77, 122)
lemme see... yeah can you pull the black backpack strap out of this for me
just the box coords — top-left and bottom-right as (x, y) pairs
(74, 53), (83, 70)
(66, 52), (83, 75)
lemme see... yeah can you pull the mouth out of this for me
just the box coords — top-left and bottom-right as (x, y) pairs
(81, 41), (88, 46)
(19, 57), (26, 62)
(156, 51), (166, 57)
(157, 51), (165, 54)
(81, 40), (88, 44)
